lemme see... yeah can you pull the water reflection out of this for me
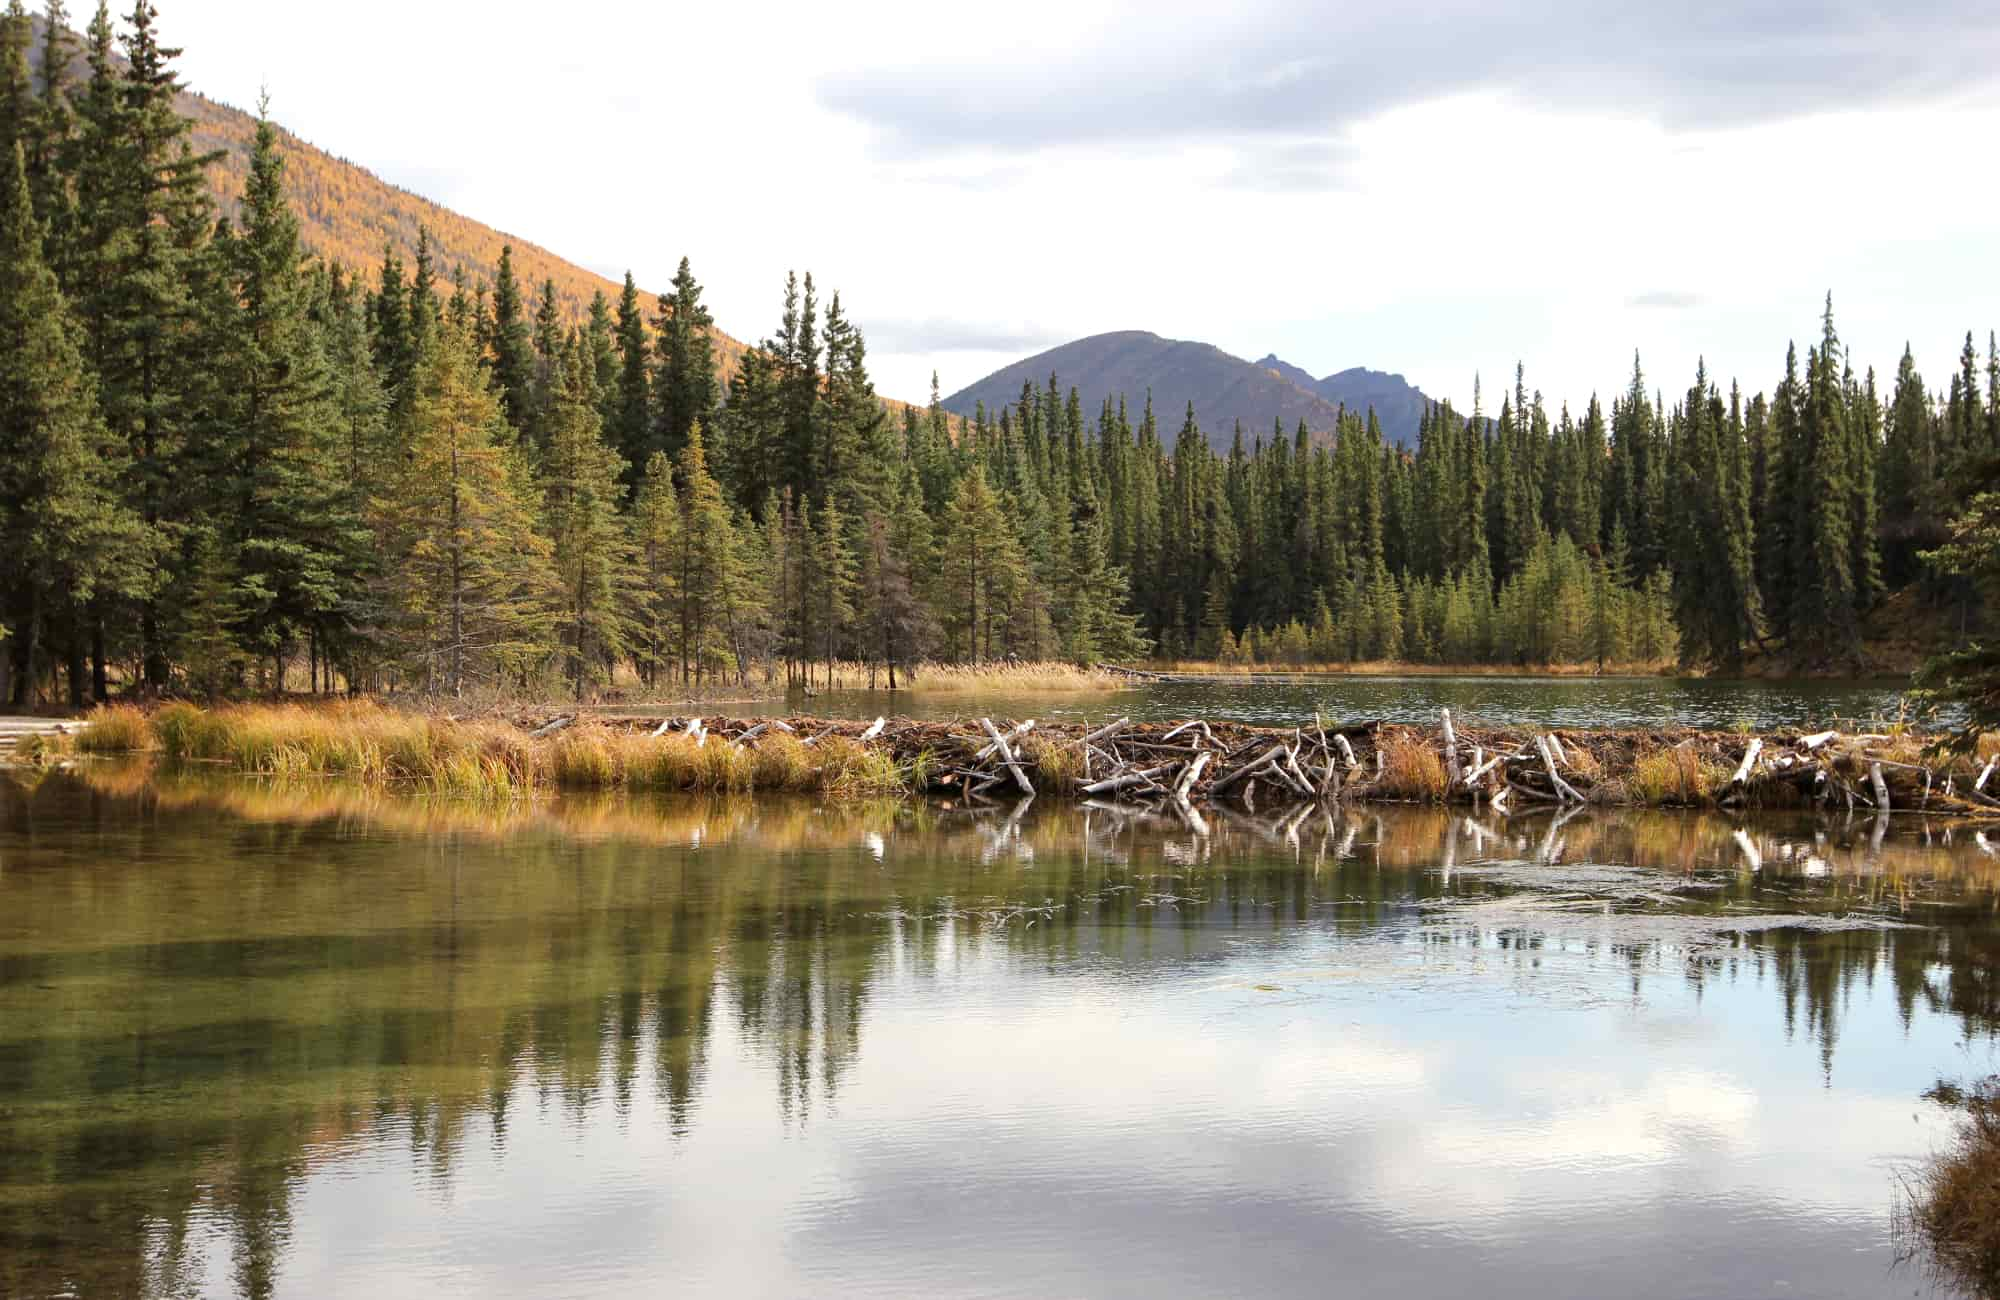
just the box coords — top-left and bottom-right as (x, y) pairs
(2, 767), (1997, 1299)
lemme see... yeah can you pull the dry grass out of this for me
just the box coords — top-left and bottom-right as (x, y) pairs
(124, 705), (918, 798)
(1377, 734), (1449, 802)
(1906, 1077), (2000, 1297)
(1021, 734), (1086, 791)
(899, 661), (1126, 693)
(74, 705), (156, 754)
(1631, 745), (1728, 805)
(14, 733), (77, 767)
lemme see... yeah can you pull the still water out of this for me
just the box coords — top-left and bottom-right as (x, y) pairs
(806, 675), (1934, 732)
(3, 767), (1997, 1299)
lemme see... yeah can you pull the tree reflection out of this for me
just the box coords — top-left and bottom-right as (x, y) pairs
(2, 767), (1997, 1298)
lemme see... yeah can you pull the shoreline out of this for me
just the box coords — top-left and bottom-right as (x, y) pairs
(19, 703), (1996, 818)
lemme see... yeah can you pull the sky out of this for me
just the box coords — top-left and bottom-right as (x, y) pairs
(158, 0), (2000, 413)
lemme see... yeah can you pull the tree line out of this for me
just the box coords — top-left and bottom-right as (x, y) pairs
(1, 3), (1996, 707)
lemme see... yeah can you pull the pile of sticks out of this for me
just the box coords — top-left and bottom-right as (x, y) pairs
(536, 709), (1998, 818)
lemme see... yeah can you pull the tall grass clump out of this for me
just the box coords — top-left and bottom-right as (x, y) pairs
(1631, 745), (1723, 805)
(153, 701), (233, 761)
(549, 726), (620, 789)
(1021, 734), (1084, 791)
(75, 705), (156, 754)
(813, 736), (904, 797)
(901, 661), (1122, 693)
(1905, 1077), (2000, 1297)
(15, 732), (76, 767)
(749, 733), (817, 792)
(1377, 734), (1449, 802)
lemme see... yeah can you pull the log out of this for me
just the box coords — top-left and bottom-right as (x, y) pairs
(1727, 739), (1764, 789)
(1334, 735), (1359, 770)
(732, 722), (773, 748)
(1174, 752), (1213, 799)
(975, 719), (1036, 761)
(1800, 731), (1839, 752)
(1869, 760), (1891, 813)
(531, 715), (576, 739)
(1441, 709), (1463, 788)
(859, 717), (887, 742)
(1977, 757), (1997, 796)
(1273, 748), (1317, 798)
(1211, 747), (1286, 797)
(1080, 765), (1170, 797)
(1464, 752), (1505, 786)
(979, 717), (1035, 796)
(1083, 718), (1132, 747)
(1546, 732), (1567, 766)
(650, 718), (674, 738)
(1536, 735), (1586, 805)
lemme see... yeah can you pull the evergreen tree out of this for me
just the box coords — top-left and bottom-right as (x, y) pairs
(610, 271), (650, 473)
(670, 423), (737, 685)
(543, 347), (635, 699)
(628, 450), (679, 687)
(372, 317), (554, 697)
(486, 245), (533, 435)
(212, 108), (359, 686)
(0, 138), (134, 706)
(653, 256), (716, 464)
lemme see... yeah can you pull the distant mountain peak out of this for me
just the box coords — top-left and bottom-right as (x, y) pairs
(946, 334), (1433, 449)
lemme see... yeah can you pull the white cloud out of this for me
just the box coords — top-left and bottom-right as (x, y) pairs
(155, 1), (2000, 413)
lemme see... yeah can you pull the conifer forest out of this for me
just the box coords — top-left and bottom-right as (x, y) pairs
(3, 1), (1998, 708)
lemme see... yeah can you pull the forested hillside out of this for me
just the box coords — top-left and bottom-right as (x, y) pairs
(23, 10), (755, 379)
(2, 2), (1995, 711)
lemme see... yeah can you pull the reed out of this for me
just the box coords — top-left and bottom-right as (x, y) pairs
(75, 705), (156, 754)
(1906, 1077), (2000, 1297)
(1631, 746), (1722, 805)
(812, 736), (903, 797)
(15, 732), (76, 766)
(1376, 734), (1450, 802)
(1021, 734), (1084, 791)
(899, 661), (1123, 693)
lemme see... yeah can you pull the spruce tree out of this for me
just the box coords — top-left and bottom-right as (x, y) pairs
(212, 108), (358, 687)
(628, 450), (679, 688)
(372, 317), (555, 697)
(610, 271), (650, 474)
(542, 348), (635, 699)
(654, 256), (716, 464)
(68, 0), (215, 688)
(486, 245), (534, 435)
(670, 424), (737, 685)
(0, 138), (133, 705)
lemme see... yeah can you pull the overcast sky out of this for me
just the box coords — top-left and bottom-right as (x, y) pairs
(160, 0), (2000, 413)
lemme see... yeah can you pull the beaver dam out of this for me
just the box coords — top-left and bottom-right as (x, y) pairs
(35, 702), (2000, 817)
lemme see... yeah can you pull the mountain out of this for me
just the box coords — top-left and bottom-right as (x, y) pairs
(1291, 362), (1432, 447)
(26, 18), (759, 376)
(944, 331), (1350, 453)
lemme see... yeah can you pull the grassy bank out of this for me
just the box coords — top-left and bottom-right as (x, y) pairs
(63, 703), (903, 798)
(1905, 1077), (2000, 1296)
(41, 702), (2000, 815)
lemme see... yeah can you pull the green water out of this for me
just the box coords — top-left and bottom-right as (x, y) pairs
(2, 767), (1997, 1298)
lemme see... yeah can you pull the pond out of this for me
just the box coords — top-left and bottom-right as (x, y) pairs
(3, 767), (1997, 1299)
(802, 674), (1936, 733)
